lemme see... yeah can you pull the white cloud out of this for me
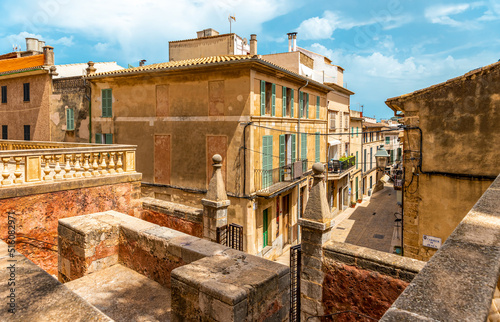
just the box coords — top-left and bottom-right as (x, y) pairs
(425, 2), (499, 29)
(49, 36), (74, 47)
(3, 31), (43, 50)
(297, 10), (411, 40)
(3, 0), (296, 61)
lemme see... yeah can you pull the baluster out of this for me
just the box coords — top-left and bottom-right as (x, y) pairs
(74, 154), (83, 178)
(108, 152), (116, 174)
(92, 153), (100, 176)
(1, 157), (12, 186)
(54, 155), (63, 180)
(116, 152), (124, 173)
(43, 155), (53, 181)
(100, 153), (109, 175)
(64, 154), (73, 179)
(13, 157), (23, 184)
(83, 153), (92, 177)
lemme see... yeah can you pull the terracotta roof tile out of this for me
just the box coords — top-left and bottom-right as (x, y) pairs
(87, 55), (254, 77)
(0, 54), (45, 74)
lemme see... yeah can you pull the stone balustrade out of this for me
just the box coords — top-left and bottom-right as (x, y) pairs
(0, 140), (136, 188)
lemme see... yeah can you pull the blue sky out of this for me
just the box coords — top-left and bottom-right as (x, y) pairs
(1, 0), (500, 119)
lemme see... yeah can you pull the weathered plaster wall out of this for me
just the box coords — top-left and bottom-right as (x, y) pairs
(321, 241), (425, 321)
(395, 66), (500, 260)
(0, 71), (51, 140)
(169, 34), (235, 61)
(0, 179), (142, 275)
(50, 77), (90, 142)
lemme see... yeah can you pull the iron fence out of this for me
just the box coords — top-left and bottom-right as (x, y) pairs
(290, 244), (302, 322)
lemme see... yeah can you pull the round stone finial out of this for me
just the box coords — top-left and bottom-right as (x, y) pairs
(312, 163), (325, 175)
(212, 154), (222, 164)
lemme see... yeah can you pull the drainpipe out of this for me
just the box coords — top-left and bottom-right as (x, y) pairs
(242, 121), (252, 196)
(296, 80), (308, 243)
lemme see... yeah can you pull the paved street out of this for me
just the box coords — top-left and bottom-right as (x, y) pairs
(331, 183), (401, 253)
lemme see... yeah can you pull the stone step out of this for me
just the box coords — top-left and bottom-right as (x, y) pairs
(65, 264), (171, 322)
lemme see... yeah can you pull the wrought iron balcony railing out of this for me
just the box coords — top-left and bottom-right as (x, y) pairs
(254, 159), (308, 191)
(327, 156), (356, 174)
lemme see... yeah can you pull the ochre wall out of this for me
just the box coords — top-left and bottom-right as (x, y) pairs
(169, 35), (234, 61)
(0, 180), (142, 275)
(0, 71), (51, 140)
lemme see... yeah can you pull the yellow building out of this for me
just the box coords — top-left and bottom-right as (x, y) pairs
(86, 54), (331, 259)
(362, 121), (385, 195)
(349, 110), (363, 203)
(385, 60), (500, 261)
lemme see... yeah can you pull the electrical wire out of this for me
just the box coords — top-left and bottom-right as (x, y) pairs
(245, 122), (401, 136)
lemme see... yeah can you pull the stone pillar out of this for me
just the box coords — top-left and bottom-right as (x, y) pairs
(201, 154), (230, 242)
(298, 163), (336, 320)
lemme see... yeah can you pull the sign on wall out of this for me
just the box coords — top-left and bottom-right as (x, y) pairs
(423, 235), (442, 249)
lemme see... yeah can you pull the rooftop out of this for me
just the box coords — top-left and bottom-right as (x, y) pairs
(53, 62), (124, 79)
(0, 54), (44, 75)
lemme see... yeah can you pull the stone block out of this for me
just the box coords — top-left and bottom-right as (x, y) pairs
(302, 254), (323, 270)
(302, 241), (323, 259)
(302, 265), (324, 285)
(301, 296), (324, 317)
(301, 279), (323, 301)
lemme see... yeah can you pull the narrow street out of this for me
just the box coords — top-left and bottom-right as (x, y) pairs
(332, 183), (401, 253)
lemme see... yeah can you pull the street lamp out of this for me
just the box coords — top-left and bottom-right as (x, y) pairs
(375, 146), (390, 170)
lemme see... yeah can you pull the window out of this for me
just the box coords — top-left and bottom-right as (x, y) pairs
(263, 208), (269, 247)
(356, 127), (359, 137)
(1, 86), (6, 103)
(260, 81), (275, 116)
(351, 127), (354, 138)
(23, 83), (30, 102)
(282, 87), (294, 117)
(301, 133), (307, 172)
(66, 108), (74, 131)
(95, 133), (113, 144)
(2, 125), (7, 139)
(329, 112), (336, 129)
(339, 112), (343, 128)
(364, 149), (367, 172)
(102, 89), (112, 117)
(305, 93), (309, 118)
(356, 151), (358, 169)
(370, 147), (373, 169)
(24, 125), (30, 141)
(299, 91), (303, 118)
(316, 96), (320, 119)
(262, 135), (273, 188)
(345, 114), (349, 129)
(385, 137), (390, 145)
(315, 132), (320, 162)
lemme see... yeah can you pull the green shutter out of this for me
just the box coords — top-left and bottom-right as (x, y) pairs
(291, 134), (296, 163)
(352, 127), (354, 138)
(260, 80), (265, 115)
(95, 133), (102, 144)
(263, 209), (268, 246)
(306, 93), (309, 119)
(105, 133), (113, 144)
(357, 127), (359, 137)
(299, 92), (303, 118)
(279, 134), (285, 180)
(102, 89), (112, 117)
(271, 83), (276, 116)
(315, 132), (320, 162)
(282, 87), (287, 117)
(356, 151), (359, 169)
(290, 89), (294, 117)
(316, 96), (320, 119)
(301, 133), (307, 160)
(262, 135), (273, 188)
(66, 108), (74, 131)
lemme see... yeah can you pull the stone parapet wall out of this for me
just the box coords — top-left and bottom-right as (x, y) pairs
(58, 210), (290, 321)
(322, 241), (425, 321)
(0, 176), (142, 275)
(140, 197), (203, 237)
(381, 174), (500, 321)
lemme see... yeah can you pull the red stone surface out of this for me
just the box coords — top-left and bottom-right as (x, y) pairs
(0, 181), (141, 275)
(322, 262), (408, 321)
(118, 236), (185, 288)
(140, 209), (202, 238)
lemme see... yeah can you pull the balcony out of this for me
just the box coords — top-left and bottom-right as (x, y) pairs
(327, 156), (355, 179)
(254, 159), (308, 196)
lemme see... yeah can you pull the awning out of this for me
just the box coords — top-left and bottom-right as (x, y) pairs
(328, 138), (341, 145)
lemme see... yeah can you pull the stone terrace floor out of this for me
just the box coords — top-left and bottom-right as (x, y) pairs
(65, 264), (171, 321)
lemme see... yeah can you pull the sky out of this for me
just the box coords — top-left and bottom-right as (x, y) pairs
(1, 0), (499, 120)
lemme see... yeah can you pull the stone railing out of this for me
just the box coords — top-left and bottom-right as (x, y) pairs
(381, 174), (500, 321)
(0, 140), (136, 187)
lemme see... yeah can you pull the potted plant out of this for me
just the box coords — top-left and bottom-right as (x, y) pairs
(350, 201), (356, 208)
(357, 198), (362, 203)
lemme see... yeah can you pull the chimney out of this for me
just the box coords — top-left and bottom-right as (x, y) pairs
(287, 33), (293, 52)
(139, 59), (146, 67)
(43, 46), (54, 66)
(26, 38), (39, 52)
(250, 34), (257, 55)
(86, 61), (96, 75)
(38, 41), (45, 53)
(292, 32), (297, 51)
